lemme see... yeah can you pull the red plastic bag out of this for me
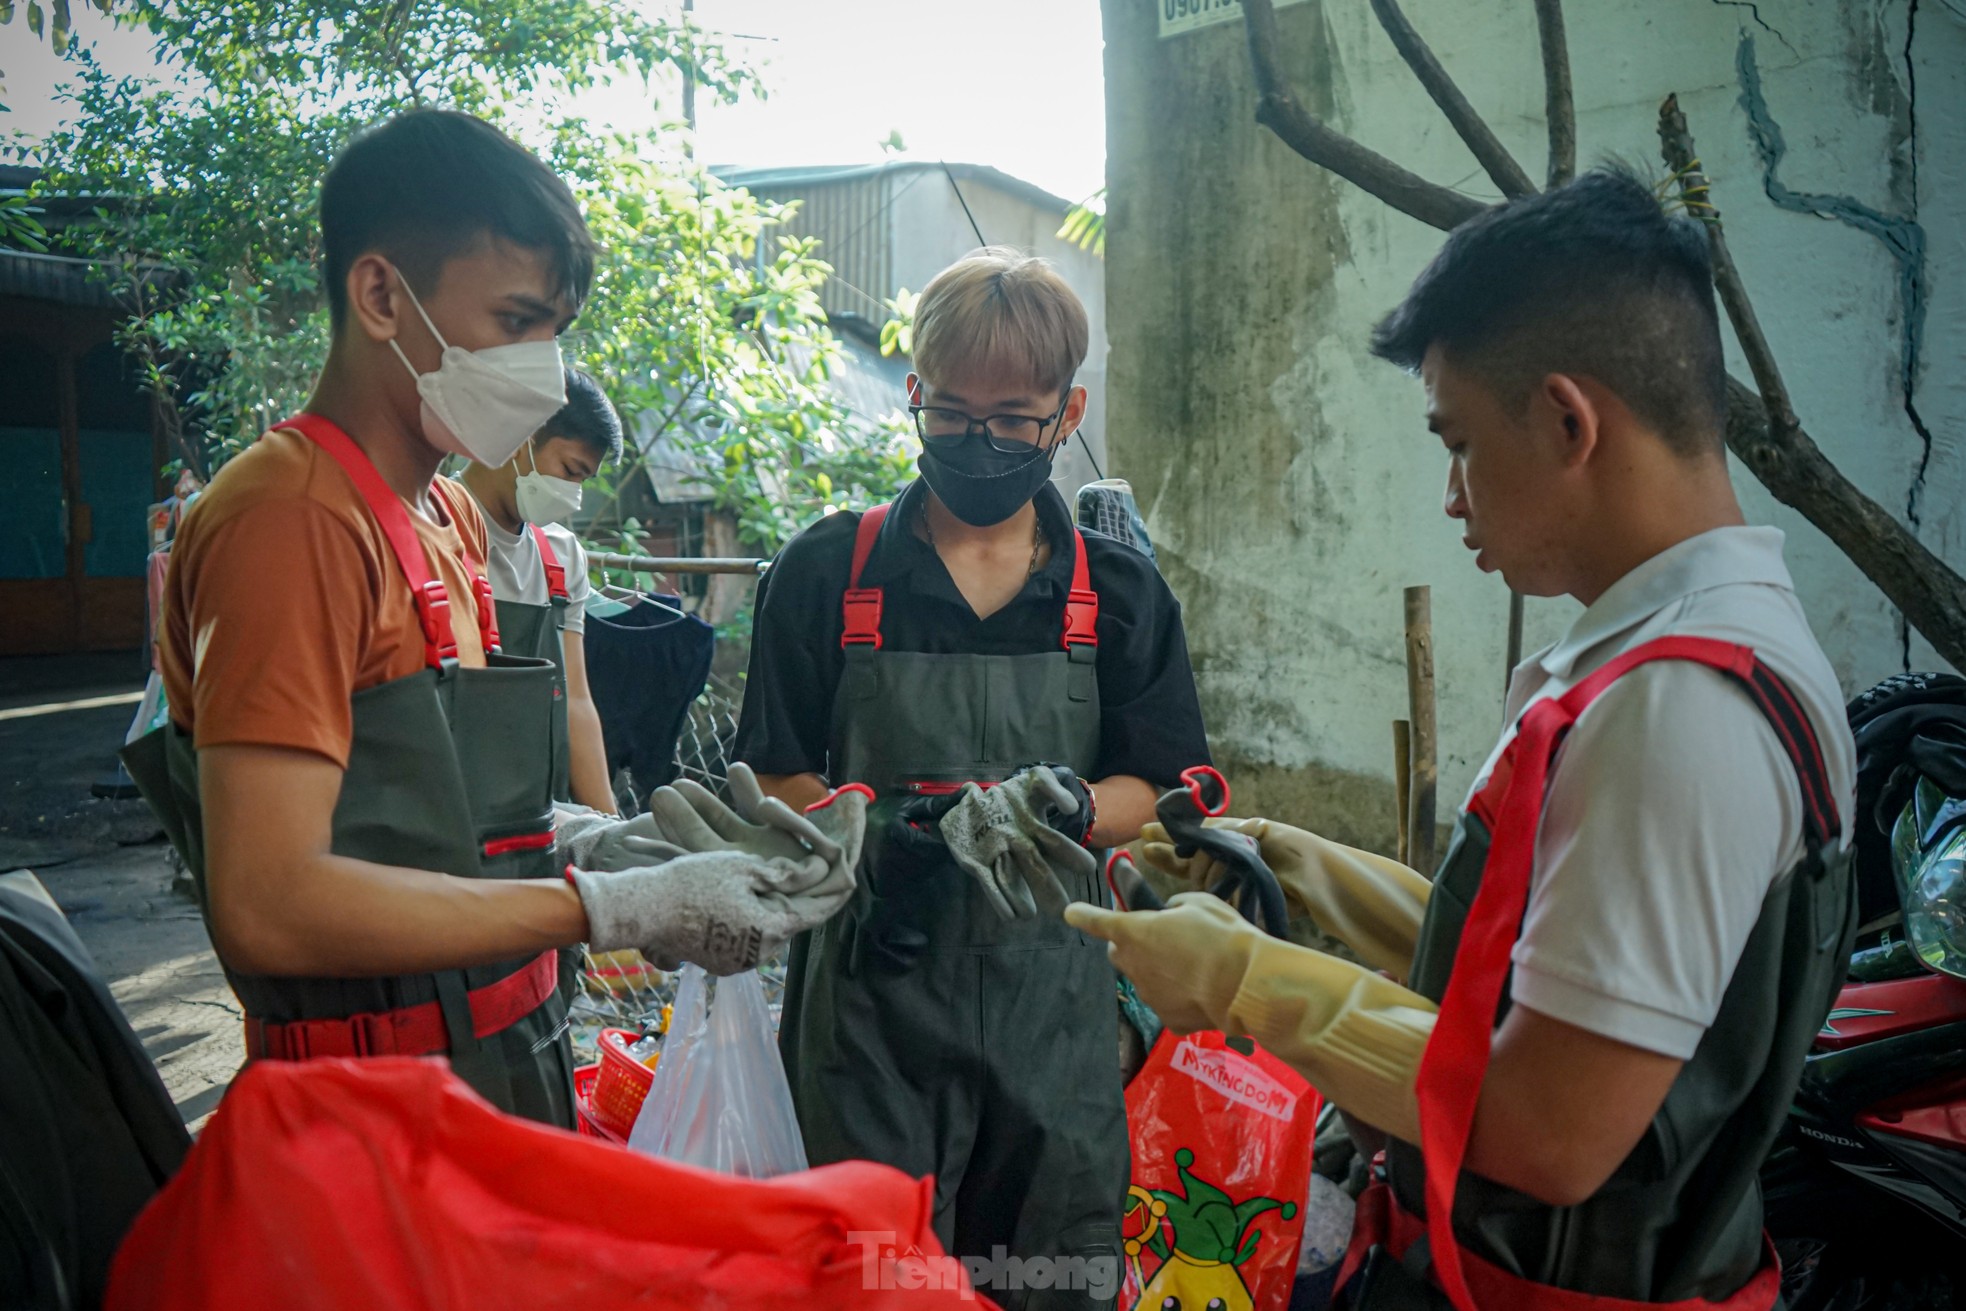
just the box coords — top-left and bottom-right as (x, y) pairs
(106, 1058), (987, 1311)
(1121, 1031), (1320, 1311)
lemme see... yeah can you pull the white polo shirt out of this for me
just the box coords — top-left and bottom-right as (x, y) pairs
(1471, 526), (1856, 1060)
(481, 516), (592, 636)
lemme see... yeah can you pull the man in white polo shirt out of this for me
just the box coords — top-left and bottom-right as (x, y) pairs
(459, 367), (617, 811)
(1070, 169), (1858, 1310)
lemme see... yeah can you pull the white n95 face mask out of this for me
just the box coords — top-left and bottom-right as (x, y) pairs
(388, 271), (567, 469)
(514, 442), (584, 526)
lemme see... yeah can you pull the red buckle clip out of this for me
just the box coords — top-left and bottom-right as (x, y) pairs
(474, 574), (500, 652)
(841, 587), (884, 649)
(416, 579), (458, 664)
(1062, 588), (1100, 650)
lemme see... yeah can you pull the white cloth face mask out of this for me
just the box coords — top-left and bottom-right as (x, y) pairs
(514, 441), (584, 526)
(387, 270), (567, 469)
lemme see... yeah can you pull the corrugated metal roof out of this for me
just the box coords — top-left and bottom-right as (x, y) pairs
(0, 250), (180, 309)
(714, 160), (1075, 216)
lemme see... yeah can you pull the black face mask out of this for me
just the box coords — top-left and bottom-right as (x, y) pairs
(917, 437), (1057, 527)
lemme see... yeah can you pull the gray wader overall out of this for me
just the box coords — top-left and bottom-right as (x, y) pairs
(779, 502), (1128, 1309)
(1348, 637), (1857, 1310)
(491, 521), (572, 805)
(122, 413), (577, 1129)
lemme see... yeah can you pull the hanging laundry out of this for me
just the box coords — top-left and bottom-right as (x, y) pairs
(584, 593), (716, 804)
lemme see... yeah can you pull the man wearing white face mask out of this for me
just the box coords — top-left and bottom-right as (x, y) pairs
(122, 110), (861, 1128)
(459, 367), (620, 812)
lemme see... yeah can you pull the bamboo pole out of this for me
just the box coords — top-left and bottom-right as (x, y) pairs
(587, 552), (766, 575)
(1404, 586), (1438, 874)
(1393, 719), (1413, 866)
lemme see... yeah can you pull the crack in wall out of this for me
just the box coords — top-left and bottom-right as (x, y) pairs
(1735, 26), (1931, 669)
(1899, 0), (1933, 671)
(1710, 0), (1799, 56)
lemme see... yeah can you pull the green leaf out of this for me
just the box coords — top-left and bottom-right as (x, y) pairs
(1059, 188), (1106, 256)
(24, 0), (913, 525)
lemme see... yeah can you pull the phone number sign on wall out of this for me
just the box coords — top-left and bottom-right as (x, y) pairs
(1158, 0), (1307, 40)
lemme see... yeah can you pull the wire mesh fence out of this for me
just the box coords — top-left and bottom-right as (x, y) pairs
(565, 670), (790, 1065)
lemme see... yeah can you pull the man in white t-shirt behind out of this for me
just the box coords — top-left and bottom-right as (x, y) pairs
(460, 367), (618, 811)
(1069, 168), (1858, 1308)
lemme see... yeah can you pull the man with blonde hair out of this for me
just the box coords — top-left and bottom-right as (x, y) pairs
(735, 247), (1210, 1307)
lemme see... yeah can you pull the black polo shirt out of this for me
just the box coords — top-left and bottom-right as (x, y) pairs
(733, 478), (1211, 788)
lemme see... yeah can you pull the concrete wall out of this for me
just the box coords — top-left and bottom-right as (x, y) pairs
(890, 172), (1111, 494)
(1103, 0), (1966, 852)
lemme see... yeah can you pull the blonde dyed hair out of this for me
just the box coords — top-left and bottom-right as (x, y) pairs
(912, 246), (1088, 398)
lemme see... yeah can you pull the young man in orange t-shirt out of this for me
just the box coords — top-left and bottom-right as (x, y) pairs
(133, 110), (861, 1123)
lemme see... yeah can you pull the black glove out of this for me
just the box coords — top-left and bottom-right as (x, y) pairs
(1011, 763), (1096, 846)
(837, 792), (962, 978)
(1153, 770), (1290, 939)
(871, 792), (962, 866)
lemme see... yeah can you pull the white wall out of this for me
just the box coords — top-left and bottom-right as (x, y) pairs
(1103, 0), (1965, 847)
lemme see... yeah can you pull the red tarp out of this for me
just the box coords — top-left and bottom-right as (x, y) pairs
(107, 1057), (987, 1310)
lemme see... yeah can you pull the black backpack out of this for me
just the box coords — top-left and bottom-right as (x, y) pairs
(0, 873), (190, 1310)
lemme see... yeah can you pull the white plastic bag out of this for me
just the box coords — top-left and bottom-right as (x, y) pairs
(626, 964), (809, 1177)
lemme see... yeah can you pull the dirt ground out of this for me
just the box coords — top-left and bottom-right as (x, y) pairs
(1, 653), (240, 1128)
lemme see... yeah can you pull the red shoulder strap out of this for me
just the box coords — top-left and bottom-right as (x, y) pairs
(1062, 526), (1098, 653)
(841, 504), (889, 649)
(276, 414), (497, 666)
(431, 478), (500, 654)
(279, 414), (456, 668)
(1416, 634), (1839, 1311)
(841, 504), (1102, 654)
(528, 523), (569, 601)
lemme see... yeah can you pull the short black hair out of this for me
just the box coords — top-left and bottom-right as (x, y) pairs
(320, 109), (595, 329)
(538, 367), (623, 464)
(1370, 167), (1727, 455)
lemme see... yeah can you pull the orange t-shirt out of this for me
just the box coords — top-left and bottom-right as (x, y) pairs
(160, 425), (491, 769)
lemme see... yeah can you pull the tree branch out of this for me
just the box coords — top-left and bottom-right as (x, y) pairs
(1367, 0), (1537, 199)
(1242, 0), (1486, 232)
(1659, 94), (1966, 670)
(1535, 0), (1576, 187)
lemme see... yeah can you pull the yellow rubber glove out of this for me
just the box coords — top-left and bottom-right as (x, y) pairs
(1066, 888), (1436, 1145)
(1139, 817), (1432, 978)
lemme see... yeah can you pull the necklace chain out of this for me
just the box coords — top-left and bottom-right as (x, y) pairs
(921, 503), (1044, 577)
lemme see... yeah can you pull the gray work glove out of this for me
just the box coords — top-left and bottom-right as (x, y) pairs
(551, 804), (685, 873)
(940, 771), (1096, 921)
(570, 849), (847, 977)
(646, 763), (865, 900)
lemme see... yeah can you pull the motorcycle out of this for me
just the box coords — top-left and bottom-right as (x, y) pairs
(1764, 673), (1966, 1311)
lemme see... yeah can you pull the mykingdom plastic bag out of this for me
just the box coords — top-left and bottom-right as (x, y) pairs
(628, 964), (808, 1177)
(1121, 1031), (1319, 1311)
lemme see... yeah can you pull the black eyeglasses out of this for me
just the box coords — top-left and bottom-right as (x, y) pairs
(910, 395), (1071, 456)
